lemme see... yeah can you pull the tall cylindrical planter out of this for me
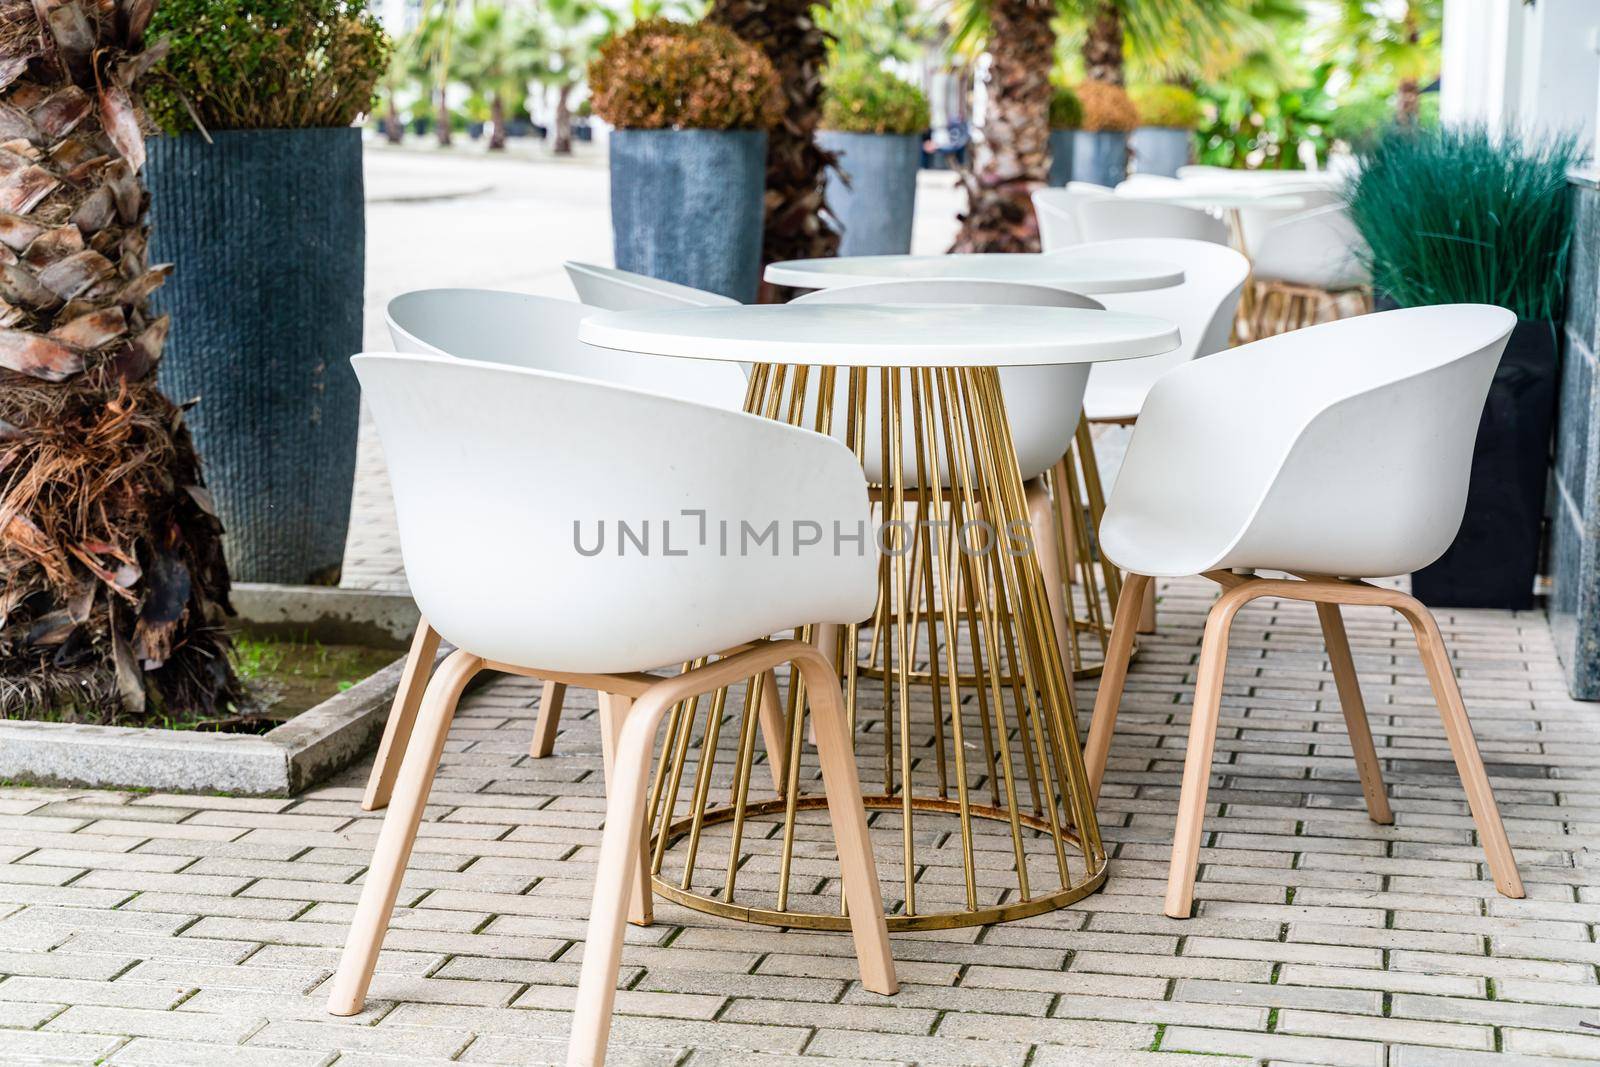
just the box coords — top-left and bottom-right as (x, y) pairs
(146, 128), (365, 586)
(1130, 127), (1192, 177)
(818, 131), (920, 257)
(1411, 318), (1559, 609)
(609, 129), (766, 303)
(1047, 129), (1075, 187)
(1071, 131), (1128, 188)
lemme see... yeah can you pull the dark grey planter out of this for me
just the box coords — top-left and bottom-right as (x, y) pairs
(1070, 130), (1128, 188)
(609, 129), (766, 302)
(1130, 126), (1192, 177)
(818, 130), (920, 256)
(1047, 129), (1075, 187)
(146, 127), (365, 585)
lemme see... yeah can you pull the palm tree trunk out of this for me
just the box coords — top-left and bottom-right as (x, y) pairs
(1396, 2), (1422, 124)
(1083, 1), (1125, 86)
(951, 0), (1054, 253)
(489, 93), (507, 150)
(435, 88), (452, 147)
(553, 83), (574, 155)
(385, 92), (404, 144)
(0, 0), (239, 719)
(708, 0), (839, 299)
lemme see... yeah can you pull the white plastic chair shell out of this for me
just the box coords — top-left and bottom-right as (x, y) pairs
(1099, 304), (1516, 579)
(1238, 186), (1345, 253)
(354, 352), (877, 672)
(793, 279), (1104, 480)
(1071, 238), (1250, 422)
(385, 287), (747, 410)
(1249, 204), (1370, 292)
(1076, 198), (1230, 245)
(1032, 184), (1115, 252)
(564, 260), (740, 311)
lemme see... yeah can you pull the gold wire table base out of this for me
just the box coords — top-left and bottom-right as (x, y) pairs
(645, 363), (1109, 930)
(649, 796), (1108, 931)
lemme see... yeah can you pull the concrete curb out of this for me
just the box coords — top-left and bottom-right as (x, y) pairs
(0, 650), (430, 796)
(0, 584), (438, 796)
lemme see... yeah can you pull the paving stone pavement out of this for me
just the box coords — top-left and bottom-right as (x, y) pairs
(3, 573), (1598, 1064)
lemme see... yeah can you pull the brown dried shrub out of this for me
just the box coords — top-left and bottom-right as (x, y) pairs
(1076, 80), (1138, 133)
(588, 18), (782, 131)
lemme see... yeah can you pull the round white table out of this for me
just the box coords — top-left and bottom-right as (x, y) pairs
(1113, 186), (1309, 213)
(581, 302), (1178, 932)
(763, 252), (1184, 293)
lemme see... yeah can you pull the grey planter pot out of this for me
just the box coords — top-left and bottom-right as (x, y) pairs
(609, 129), (766, 302)
(147, 127), (365, 585)
(1047, 129), (1075, 187)
(818, 130), (920, 257)
(1071, 130), (1129, 188)
(1130, 126), (1192, 177)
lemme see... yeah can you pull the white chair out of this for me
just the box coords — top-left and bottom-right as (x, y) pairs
(794, 279), (1104, 679)
(1032, 183), (1115, 252)
(385, 288), (746, 408)
(363, 290), (753, 816)
(327, 353), (897, 1064)
(1076, 238), (1250, 424)
(564, 260), (739, 310)
(1247, 204), (1372, 337)
(1076, 198), (1230, 245)
(1237, 185), (1344, 256)
(1085, 305), (1527, 919)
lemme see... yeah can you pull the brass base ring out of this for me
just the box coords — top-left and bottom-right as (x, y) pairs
(649, 794), (1108, 932)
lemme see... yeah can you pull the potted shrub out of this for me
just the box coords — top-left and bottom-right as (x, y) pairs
(817, 62), (930, 257)
(143, 0), (387, 585)
(588, 19), (782, 302)
(1048, 87), (1082, 187)
(1129, 84), (1201, 177)
(1070, 81), (1137, 188)
(1348, 125), (1583, 609)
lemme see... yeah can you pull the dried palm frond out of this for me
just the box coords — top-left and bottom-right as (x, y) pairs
(0, 0), (239, 722)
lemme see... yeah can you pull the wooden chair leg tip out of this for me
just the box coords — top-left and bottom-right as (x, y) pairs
(326, 995), (364, 1017)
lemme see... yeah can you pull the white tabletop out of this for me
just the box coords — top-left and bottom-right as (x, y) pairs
(763, 253), (1184, 294)
(579, 304), (1181, 368)
(1114, 186), (1308, 211)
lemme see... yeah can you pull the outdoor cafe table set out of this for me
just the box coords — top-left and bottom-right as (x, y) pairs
(330, 248), (1528, 1065)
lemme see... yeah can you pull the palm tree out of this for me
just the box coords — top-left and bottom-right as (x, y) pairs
(413, 2), (461, 146)
(0, 0), (238, 718)
(707, 0), (840, 292)
(950, 0), (1254, 251)
(537, 0), (604, 155)
(457, 4), (544, 150)
(1329, 0), (1441, 124)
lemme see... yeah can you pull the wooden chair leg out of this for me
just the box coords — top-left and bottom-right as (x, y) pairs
(756, 669), (788, 792)
(529, 681), (567, 758)
(1314, 602), (1393, 824)
(792, 650), (897, 996)
(597, 693), (653, 926)
(330, 648), (483, 1014)
(362, 618), (442, 812)
(1027, 478), (1073, 681)
(361, 617), (438, 809)
(570, 686), (673, 1067)
(1392, 597), (1525, 899)
(1165, 586), (1252, 918)
(568, 643), (895, 1067)
(1084, 572), (1151, 802)
(1050, 458), (1080, 583)
(1137, 579), (1157, 634)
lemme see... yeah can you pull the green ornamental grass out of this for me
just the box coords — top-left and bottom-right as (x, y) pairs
(1346, 125), (1582, 322)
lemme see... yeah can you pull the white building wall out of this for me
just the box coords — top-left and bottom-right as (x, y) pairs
(1442, 0), (1600, 154)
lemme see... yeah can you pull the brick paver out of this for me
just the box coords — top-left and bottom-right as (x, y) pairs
(2, 573), (1597, 1064)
